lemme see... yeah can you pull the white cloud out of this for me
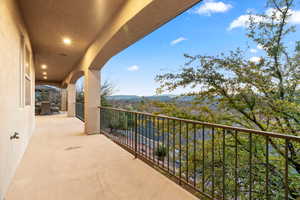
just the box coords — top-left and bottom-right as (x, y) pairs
(257, 44), (264, 50)
(250, 48), (257, 53)
(266, 8), (300, 24)
(289, 10), (300, 24)
(195, 0), (232, 16)
(265, 8), (281, 19)
(170, 37), (187, 45)
(127, 65), (139, 71)
(248, 45), (263, 54)
(228, 8), (300, 30)
(228, 14), (264, 30)
(249, 56), (261, 63)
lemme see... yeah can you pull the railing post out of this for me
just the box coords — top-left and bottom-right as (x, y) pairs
(84, 69), (100, 135)
(135, 113), (138, 158)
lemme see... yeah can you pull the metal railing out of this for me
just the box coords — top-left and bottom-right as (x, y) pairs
(76, 102), (84, 121)
(100, 106), (300, 200)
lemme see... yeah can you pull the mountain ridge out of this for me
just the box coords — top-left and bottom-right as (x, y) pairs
(107, 95), (194, 102)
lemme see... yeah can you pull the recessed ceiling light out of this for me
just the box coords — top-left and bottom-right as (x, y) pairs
(41, 64), (47, 69)
(43, 76), (47, 80)
(42, 72), (47, 75)
(63, 37), (72, 45)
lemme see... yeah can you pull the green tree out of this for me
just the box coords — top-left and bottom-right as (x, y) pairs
(101, 80), (115, 106)
(156, 0), (300, 199)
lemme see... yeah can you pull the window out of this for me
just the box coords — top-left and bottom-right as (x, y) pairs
(25, 46), (30, 76)
(24, 46), (31, 106)
(19, 35), (24, 107)
(25, 77), (31, 106)
(19, 35), (32, 107)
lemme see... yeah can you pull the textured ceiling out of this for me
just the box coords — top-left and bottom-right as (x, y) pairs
(18, 0), (126, 82)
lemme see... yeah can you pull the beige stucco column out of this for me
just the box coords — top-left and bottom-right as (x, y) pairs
(84, 69), (100, 135)
(60, 88), (67, 111)
(67, 84), (76, 117)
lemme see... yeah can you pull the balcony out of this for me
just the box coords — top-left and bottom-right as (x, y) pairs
(6, 114), (197, 200)
(1, 0), (300, 199)
(7, 107), (300, 200)
(99, 107), (300, 200)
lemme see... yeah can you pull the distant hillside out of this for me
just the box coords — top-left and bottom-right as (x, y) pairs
(107, 95), (140, 101)
(107, 95), (195, 102)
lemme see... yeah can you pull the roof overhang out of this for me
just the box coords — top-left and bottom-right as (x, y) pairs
(17, 0), (202, 85)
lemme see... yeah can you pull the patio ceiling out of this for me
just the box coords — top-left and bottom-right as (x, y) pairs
(18, 0), (202, 86)
(18, 0), (126, 82)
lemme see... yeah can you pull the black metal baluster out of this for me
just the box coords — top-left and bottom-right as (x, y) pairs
(129, 113), (133, 146)
(105, 108), (107, 130)
(151, 116), (153, 161)
(148, 115), (151, 159)
(193, 123), (196, 187)
(173, 120), (176, 175)
(113, 110), (115, 138)
(128, 112), (131, 148)
(126, 112), (128, 146)
(110, 110), (113, 137)
(186, 123), (189, 183)
(128, 112), (130, 146)
(212, 127), (215, 198)
(122, 111), (124, 143)
(111, 110), (118, 140)
(235, 130), (238, 200)
(167, 119), (170, 172)
(129, 112), (131, 148)
(285, 139), (289, 200)
(202, 125), (205, 192)
(141, 114), (143, 154)
(162, 118), (165, 167)
(153, 116), (155, 162)
(138, 114), (141, 154)
(116, 110), (119, 142)
(116, 110), (119, 141)
(142, 114), (144, 156)
(265, 136), (269, 200)
(122, 111), (124, 144)
(117, 111), (123, 141)
(113, 110), (116, 138)
(109, 109), (112, 137)
(157, 117), (160, 165)
(123, 112), (125, 144)
(131, 112), (133, 149)
(102, 108), (105, 134)
(146, 115), (148, 159)
(179, 120), (182, 185)
(126, 111), (128, 145)
(222, 129), (226, 200)
(134, 113), (138, 158)
(122, 111), (125, 144)
(249, 133), (253, 200)
(144, 114), (146, 156)
(119, 111), (121, 142)
(118, 111), (121, 143)
(118, 111), (123, 144)
(146, 115), (149, 159)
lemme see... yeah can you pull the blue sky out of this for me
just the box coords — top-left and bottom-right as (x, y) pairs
(81, 0), (300, 96)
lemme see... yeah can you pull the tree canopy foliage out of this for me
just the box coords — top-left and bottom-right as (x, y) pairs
(155, 0), (300, 198)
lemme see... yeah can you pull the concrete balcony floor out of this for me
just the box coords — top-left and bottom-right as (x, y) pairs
(6, 114), (197, 200)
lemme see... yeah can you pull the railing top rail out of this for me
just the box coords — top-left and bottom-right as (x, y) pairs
(99, 106), (300, 142)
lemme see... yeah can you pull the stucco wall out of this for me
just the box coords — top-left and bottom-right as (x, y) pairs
(0, 0), (35, 199)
